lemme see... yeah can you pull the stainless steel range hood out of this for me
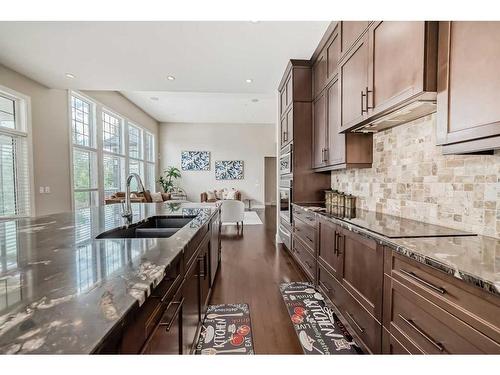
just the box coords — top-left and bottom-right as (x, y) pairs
(351, 92), (437, 133)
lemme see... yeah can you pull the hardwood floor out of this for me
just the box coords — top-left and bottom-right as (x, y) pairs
(209, 206), (305, 354)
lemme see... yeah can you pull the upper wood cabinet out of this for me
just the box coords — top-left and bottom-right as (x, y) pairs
(437, 21), (500, 154)
(341, 21), (371, 56)
(339, 32), (370, 132)
(312, 25), (340, 98)
(326, 78), (345, 166)
(312, 91), (327, 168)
(312, 49), (327, 98)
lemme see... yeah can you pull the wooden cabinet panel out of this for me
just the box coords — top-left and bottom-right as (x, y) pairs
(292, 236), (316, 281)
(437, 21), (500, 152)
(182, 259), (200, 354)
(313, 49), (327, 97)
(294, 217), (315, 252)
(384, 276), (500, 354)
(286, 107), (294, 142)
(318, 217), (343, 279)
(339, 33), (369, 131)
(318, 263), (345, 304)
(326, 30), (340, 81)
(292, 205), (317, 226)
(369, 21), (426, 112)
(340, 228), (383, 320)
(382, 328), (418, 354)
(312, 92), (327, 168)
(286, 75), (293, 107)
(280, 115), (288, 147)
(280, 88), (287, 115)
(341, 21), (370, 54)
(326, 78), (345, 165)
(199, 238), (210, 315)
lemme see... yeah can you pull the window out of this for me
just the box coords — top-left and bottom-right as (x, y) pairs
(71, 94), (98, 209)
(0, 89), (32, 218)
(70, 92), (156, 208)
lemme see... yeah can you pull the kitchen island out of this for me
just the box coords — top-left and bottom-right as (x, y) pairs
(0, 202), (221, 354)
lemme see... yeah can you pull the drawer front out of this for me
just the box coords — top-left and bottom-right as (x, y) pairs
(340, 286), (382, 354)
(388, 250), (500, 344)
(386, 275), (500, 354)
(292, 206), (317, 226)
(294, 217), (315, 251)
(292, 236), (316, 281)
(382, 328), (419, 354)
(318, 217), (343, 280)
(318, 264), (345, 306)
(279, 224), (292, 251)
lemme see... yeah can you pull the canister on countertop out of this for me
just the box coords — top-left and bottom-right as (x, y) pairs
(338, 192), (346, 208)
(345, 194), (356, 210)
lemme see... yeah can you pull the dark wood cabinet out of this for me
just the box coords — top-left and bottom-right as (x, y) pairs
(326, 27), (341, 82)
(437, 21), (500, 154)
(312, 48), (327, 98)
(199, 236), (211, 316)
(317, 216), (343, 279)
(312, 91), (327, 168)
(339, 32), (370, 132)
(340, 21), (371, 56)
(182, 258), (201, 354)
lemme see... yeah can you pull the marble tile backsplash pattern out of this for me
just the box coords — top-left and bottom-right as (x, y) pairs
(331, 114), (500, 239)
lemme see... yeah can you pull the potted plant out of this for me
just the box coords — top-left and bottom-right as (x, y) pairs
(158, 166), (181, 193)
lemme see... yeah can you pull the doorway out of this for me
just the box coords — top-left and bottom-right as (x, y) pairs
(264, 156), (277, 206)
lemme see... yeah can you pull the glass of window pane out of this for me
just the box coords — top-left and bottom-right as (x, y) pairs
(145, 163), (156, 192)
(71, 96), (91, 147)
(128, 159), (144, 192)
(144, 132), (154, 162)
(73, 149), (97, 189)
(74, 191), (98, 209)
(128, 125), (142, 159)
(102, 112), (122, 154)
(0, 95), (15, 130)
(0, 135), (19, 216)
(103, 154), (125, 198)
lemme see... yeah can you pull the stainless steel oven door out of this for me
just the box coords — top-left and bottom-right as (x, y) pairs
(279, 143), (292, 175)
(279, 178), (292, 224)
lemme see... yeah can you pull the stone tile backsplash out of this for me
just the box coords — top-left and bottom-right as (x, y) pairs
(331, 114), (500, 239)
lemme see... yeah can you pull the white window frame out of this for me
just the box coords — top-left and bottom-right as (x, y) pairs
(68, 91), (156, 209)
(0, 84), (35, 218)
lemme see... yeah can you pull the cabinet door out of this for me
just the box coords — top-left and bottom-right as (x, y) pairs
(280, 87), (287, 115)
(182, 260), (200, 354)
(312, 92), (327, 168)
(326, 78), (345, 165)
(326, 29), (341, 81)
(209, 211), (221, 286)
(437, 21), (500, 146)
(286, 74), (293, 106)
(280, 115), (287, 147)
(339, 33), (369, 132)
(199, 238), (211, 314)
(286, 107), (294, 141)
(313, 48), (327, 98)
(341, 21), (370, 55)
(317, 217), (343, 279)
(368, 21), (426, 115)
(340, 227), (383, 320)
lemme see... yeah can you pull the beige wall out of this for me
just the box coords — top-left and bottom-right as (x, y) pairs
(331, 114), (500, 239)
(264, 156), (277, 205)
(159, 122), (276, 206)
(0, 64), (159, 216)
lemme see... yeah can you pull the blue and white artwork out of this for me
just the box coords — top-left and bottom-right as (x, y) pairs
(215, 160), (244, 180)
(181, 151), (210, 171)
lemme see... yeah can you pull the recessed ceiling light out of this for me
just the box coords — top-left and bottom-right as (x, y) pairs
(245, 79), (253, 83)
(251, 98), (259, 103)
(150, 96), (159, 101)
(167, 75), (175, 81)
(65, 73), (75, 79)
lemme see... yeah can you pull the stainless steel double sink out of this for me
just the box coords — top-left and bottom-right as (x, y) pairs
(96, 215), (196, 239)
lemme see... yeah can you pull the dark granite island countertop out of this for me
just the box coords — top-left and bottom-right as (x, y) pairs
(292, 203), (500, 297)
(0, 202), (218, 354)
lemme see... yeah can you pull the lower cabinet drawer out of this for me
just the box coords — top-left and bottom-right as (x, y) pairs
(292, 236), (316, 281)
(318, 264), (344, 305)
(385, 275), (500, 354)
(294, 217), (315, 250)
(382, 328), (419, 354)
(340, 288), (382, 354)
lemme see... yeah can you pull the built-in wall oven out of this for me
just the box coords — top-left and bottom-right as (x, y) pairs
(279, 176), (292, 224)
(279, 143), (292, 175)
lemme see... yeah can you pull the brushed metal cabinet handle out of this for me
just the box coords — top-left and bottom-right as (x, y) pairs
(398, 314), (444, 352)
(399, 269), (446, 295)
(159, 298), (184, 331)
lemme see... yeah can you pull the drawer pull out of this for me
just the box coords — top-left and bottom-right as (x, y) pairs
(399, 269), (446, 295)
(304, 260), (313, 269)
(160, 297), (184, 331)
(398, 314), (444, 352)
(346, 311), (365, 333)
(320, 280), (333, 293)
(305, 235), (313, 243)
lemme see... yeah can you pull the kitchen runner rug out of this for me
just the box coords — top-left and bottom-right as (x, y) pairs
(280, 281), (363, 354)
(195, 303), (255, 355)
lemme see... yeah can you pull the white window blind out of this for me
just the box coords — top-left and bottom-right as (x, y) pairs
(0, 90), (31, 218)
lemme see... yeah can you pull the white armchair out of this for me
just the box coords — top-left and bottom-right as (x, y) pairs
(220, 200), (245, 232)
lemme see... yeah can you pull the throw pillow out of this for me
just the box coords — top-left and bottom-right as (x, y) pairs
(225, 190), (237, 200)
(207, 190), (216, 200)
(150, 192), (163, 203)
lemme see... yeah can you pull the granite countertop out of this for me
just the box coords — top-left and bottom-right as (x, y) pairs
(292, 203), (500, 297)
(0, 202), (218, 354)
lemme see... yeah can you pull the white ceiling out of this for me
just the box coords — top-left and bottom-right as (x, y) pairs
(0, 21), (329, 123)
